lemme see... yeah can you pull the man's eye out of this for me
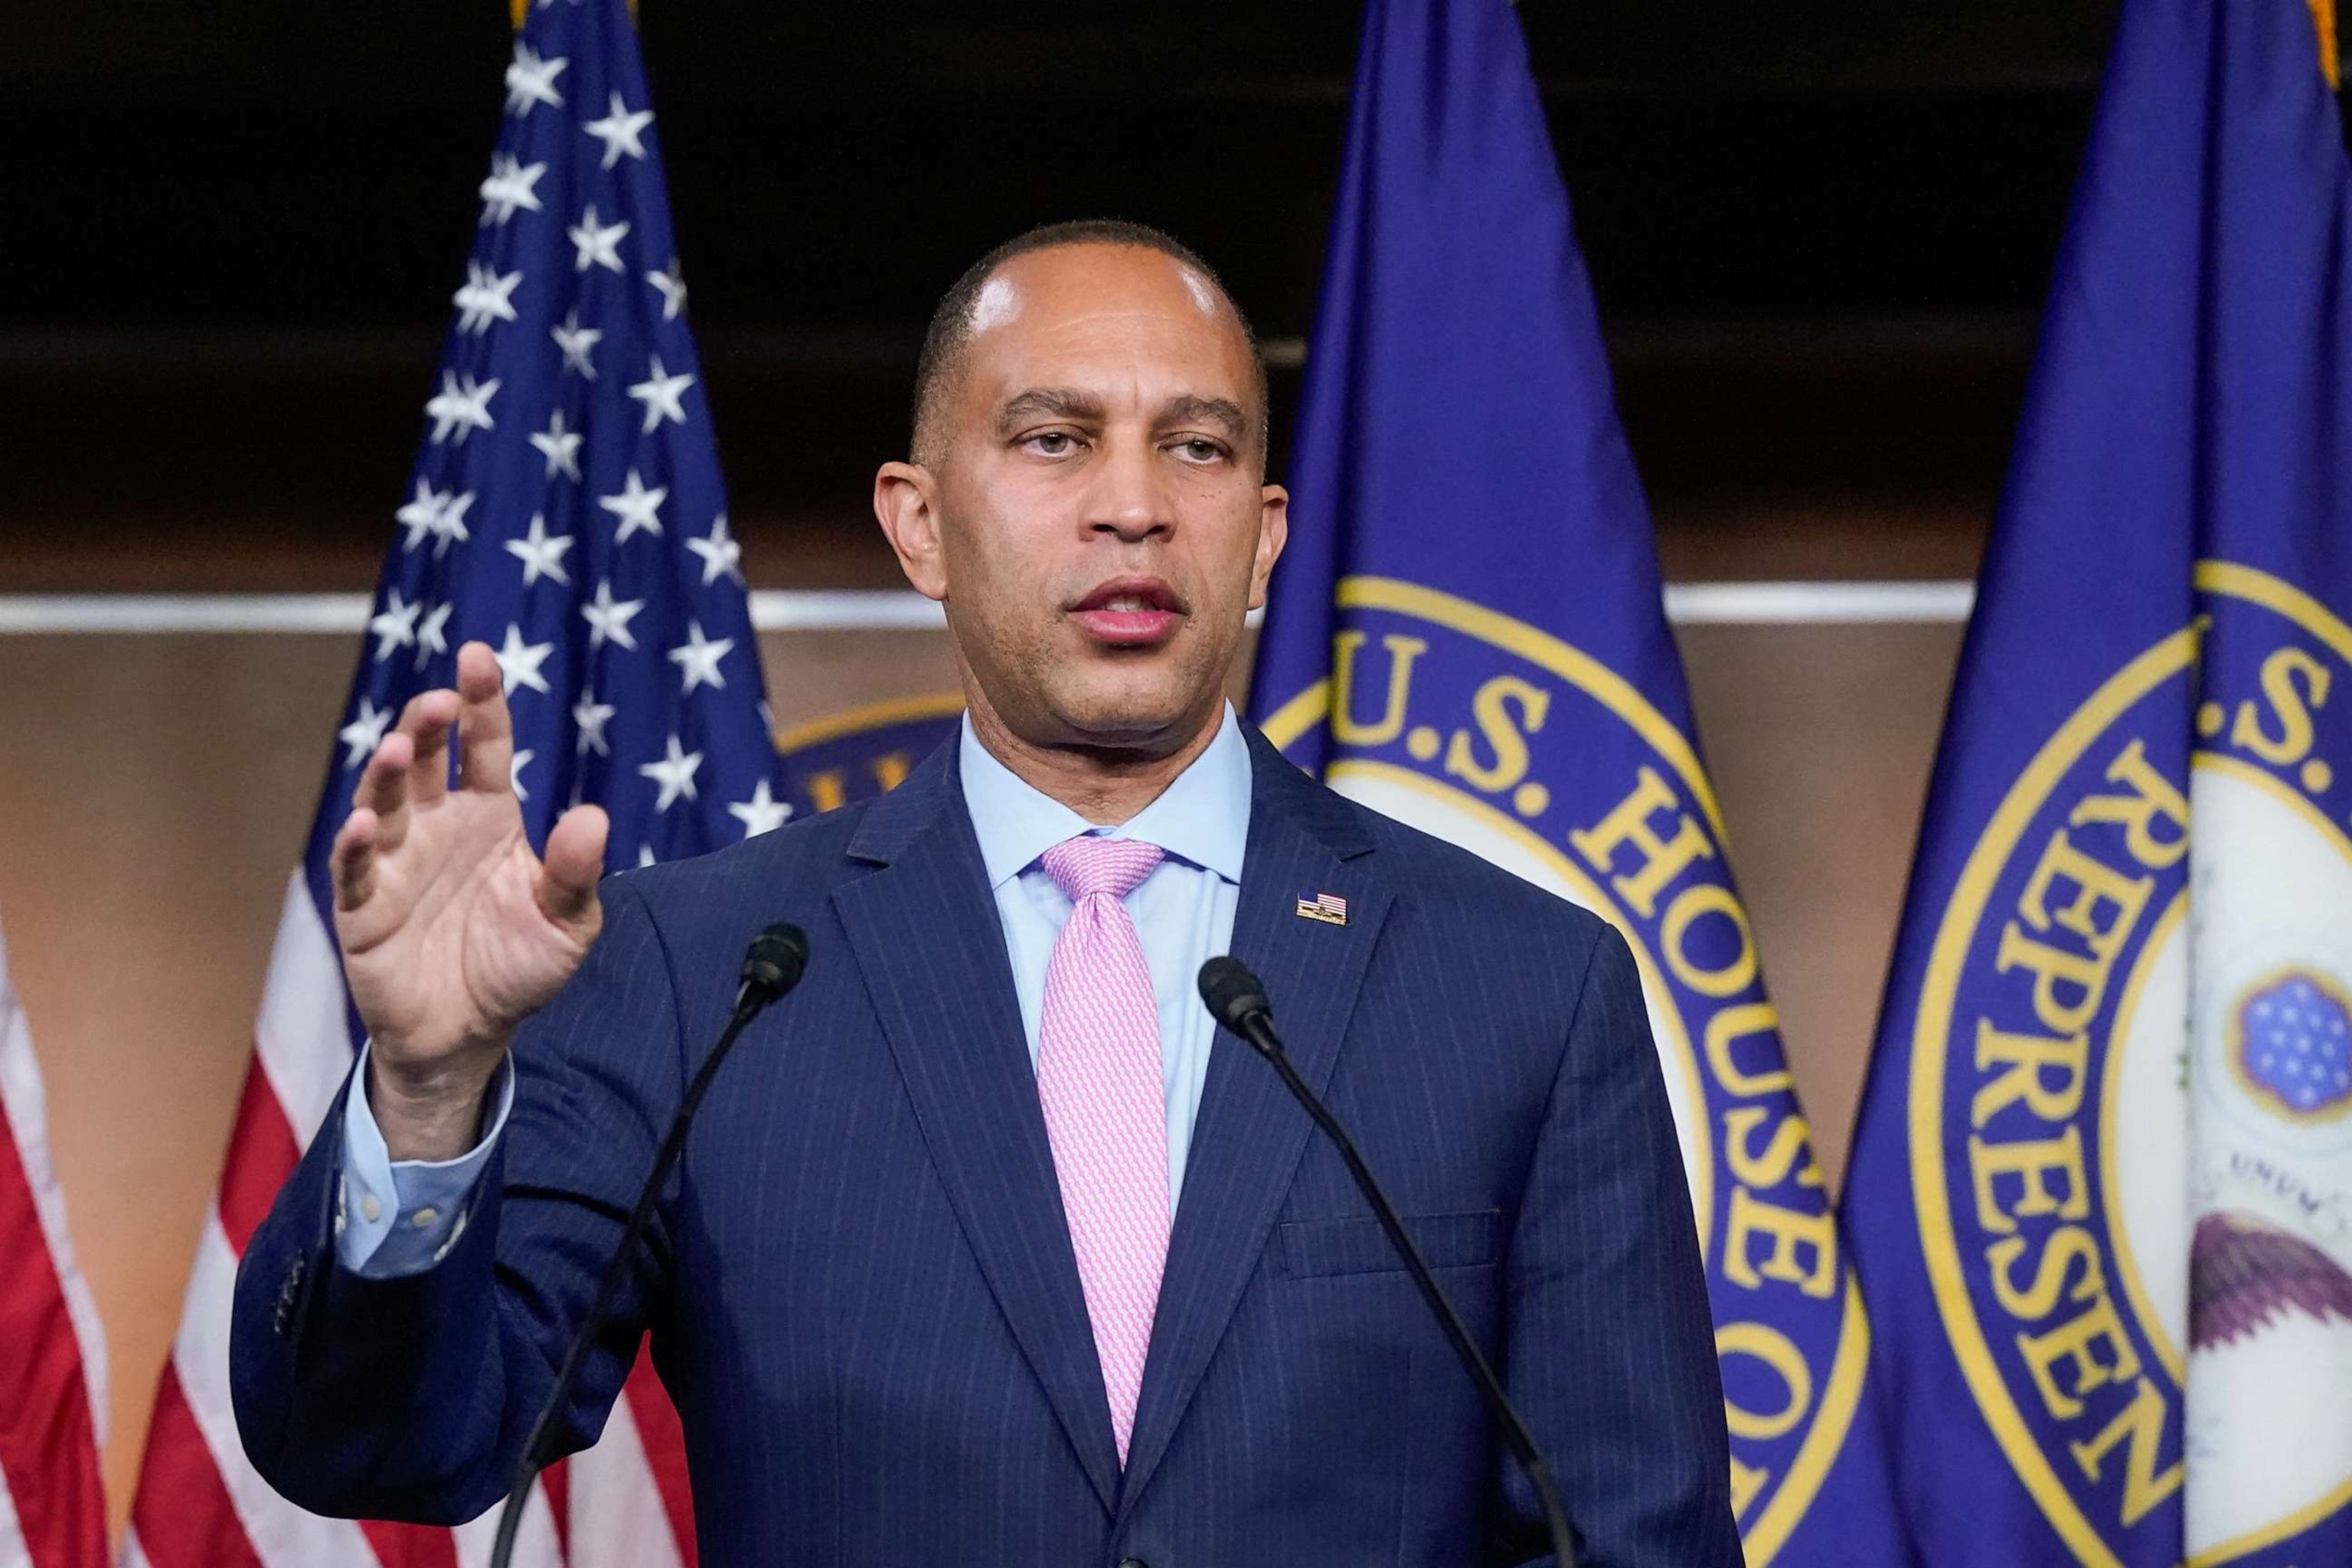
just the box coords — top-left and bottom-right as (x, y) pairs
(1174, 438), (1227, 462)
(1024, 431), (1079, 456)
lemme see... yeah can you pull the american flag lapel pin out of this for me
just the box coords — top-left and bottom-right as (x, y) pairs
(1295, 891), (1350, 926)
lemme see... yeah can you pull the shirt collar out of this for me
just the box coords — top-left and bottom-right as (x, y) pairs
(958, 704), (1252, 891)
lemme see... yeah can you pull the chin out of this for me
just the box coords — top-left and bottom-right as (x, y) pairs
(1051, 675), (1205, 750)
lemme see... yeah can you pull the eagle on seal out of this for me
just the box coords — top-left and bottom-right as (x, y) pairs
(2190, 1210), (2352, 1350)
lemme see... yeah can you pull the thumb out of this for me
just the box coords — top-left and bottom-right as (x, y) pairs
(538, 803), (610, 931)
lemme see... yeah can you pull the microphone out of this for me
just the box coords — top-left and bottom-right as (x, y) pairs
(488, 921), (809, 1568)
(1197, 956), (1580, 1568)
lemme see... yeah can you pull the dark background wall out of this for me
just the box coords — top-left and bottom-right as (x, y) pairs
(8, 2), (2118, 328)
(1, 1), (2169, 593)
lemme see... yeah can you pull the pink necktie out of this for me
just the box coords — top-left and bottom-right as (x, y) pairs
(1036, 834), (1171, 1466)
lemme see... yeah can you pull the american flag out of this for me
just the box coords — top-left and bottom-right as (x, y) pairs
(0, 915), (109, 1568)
(119, 0), (780, 1563)
(1294, 891), (1349, 926)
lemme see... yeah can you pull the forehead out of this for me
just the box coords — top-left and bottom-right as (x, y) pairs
(959, 243), (1255, 402)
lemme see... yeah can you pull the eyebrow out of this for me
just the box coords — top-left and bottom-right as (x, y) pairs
(993, 387), (1252, 443)
(1161, 394), (1250, 442)
(995, 387), (1102, 435)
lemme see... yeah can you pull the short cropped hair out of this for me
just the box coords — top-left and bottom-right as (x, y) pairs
(909, 218), (1268, 467)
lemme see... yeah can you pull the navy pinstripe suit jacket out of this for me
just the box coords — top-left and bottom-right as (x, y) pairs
(231, 726), (1740, 1566)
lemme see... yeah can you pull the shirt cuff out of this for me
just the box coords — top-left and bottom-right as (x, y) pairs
(335, 1044), (514, 1279)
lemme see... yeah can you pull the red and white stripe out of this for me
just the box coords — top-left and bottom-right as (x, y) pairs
(0, 915), (109, 1568)
(119, 875), (695, 1568)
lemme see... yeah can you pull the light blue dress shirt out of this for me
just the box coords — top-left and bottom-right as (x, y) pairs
(337, 704), (1252, 1278)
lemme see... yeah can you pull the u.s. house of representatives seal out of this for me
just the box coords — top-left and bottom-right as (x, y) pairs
(1259, 575), (1870, 1564)
(1909, 560), (2352, 1567)
(773, 693), (964, 818)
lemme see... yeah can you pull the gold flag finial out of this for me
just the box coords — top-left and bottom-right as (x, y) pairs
(514, 0), (634, 28)
(2313, 0), (2341, 90)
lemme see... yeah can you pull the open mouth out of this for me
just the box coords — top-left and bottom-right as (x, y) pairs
(1068, 576), (1187, 648)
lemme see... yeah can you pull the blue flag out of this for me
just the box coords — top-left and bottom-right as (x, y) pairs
(311, 0), (784, 941)
(1246, 0), (1907, 1559)
(1841, 2), (2352, 1563)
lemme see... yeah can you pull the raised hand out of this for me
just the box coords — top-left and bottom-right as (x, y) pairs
(330, 641), (609, 1160)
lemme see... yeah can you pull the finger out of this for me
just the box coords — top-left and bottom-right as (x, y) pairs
(351, 730), (415, 844)
(537, 805), (609, 931)
(453, 642), (517, 796)
(331, 807), (380, 913)
(401, 688), (461, 808)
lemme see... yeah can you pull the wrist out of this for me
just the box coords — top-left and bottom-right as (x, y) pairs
(367, 1043), (508, 1162)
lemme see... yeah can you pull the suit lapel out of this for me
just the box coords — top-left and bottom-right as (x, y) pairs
(1116, 730), (1393, 1514)
(829, 742), (1124, 1513)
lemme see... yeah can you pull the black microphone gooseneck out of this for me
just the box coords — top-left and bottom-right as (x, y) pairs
(1197, 956), (1580, 1568)
(487, 921), (809, 1568)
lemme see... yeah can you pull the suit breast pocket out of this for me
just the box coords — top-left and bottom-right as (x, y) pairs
(1278, 1208), (1504, 1279)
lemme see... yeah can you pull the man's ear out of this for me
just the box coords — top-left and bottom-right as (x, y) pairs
(874, 461), (949, 601)
(1246, 483), (1290, 611)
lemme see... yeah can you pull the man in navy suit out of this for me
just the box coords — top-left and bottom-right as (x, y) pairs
(231, 220), (1740, 1566)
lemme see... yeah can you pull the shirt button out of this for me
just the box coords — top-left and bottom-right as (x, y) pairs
(410, 1207), (439, 1229)
(1118, 1559), (1151, 1568)
(359, 1193), (382, 1223)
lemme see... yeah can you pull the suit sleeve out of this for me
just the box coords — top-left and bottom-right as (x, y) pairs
(1494, 919), (1743, 1568)
(230, 875), (687, 1524)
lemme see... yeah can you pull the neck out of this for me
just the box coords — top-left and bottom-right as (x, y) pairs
(965, 697), (1227, 826)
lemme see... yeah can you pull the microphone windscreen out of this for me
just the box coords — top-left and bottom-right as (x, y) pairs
(1197, 955), (1271, 1032)
(742, 922), (809, 998)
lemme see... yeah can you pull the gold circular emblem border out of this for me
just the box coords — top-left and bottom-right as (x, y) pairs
(1261, 574), (1867, 1566)
(1910, 561), (2352, 1567)
(1256, 577), (1733, 847)
(773, 691), (965, 756)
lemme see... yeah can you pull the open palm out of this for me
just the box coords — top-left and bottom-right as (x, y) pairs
(330, 642), (608, 1145)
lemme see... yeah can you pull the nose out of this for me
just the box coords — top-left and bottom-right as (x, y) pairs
(1085, 431), (1175, 544)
